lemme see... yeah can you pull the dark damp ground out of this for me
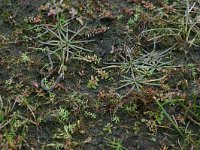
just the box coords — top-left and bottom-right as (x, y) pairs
(0, 0), (200, 150)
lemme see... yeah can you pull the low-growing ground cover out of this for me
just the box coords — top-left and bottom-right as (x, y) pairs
(0, 0), (200, 149)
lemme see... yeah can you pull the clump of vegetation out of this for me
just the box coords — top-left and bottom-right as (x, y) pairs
(102, 44), (171, 97)
(142, 0), (200, 52)
(30, 1), (93, 92)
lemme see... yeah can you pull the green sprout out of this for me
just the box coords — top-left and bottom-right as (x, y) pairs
(31, 15), (93, 91)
